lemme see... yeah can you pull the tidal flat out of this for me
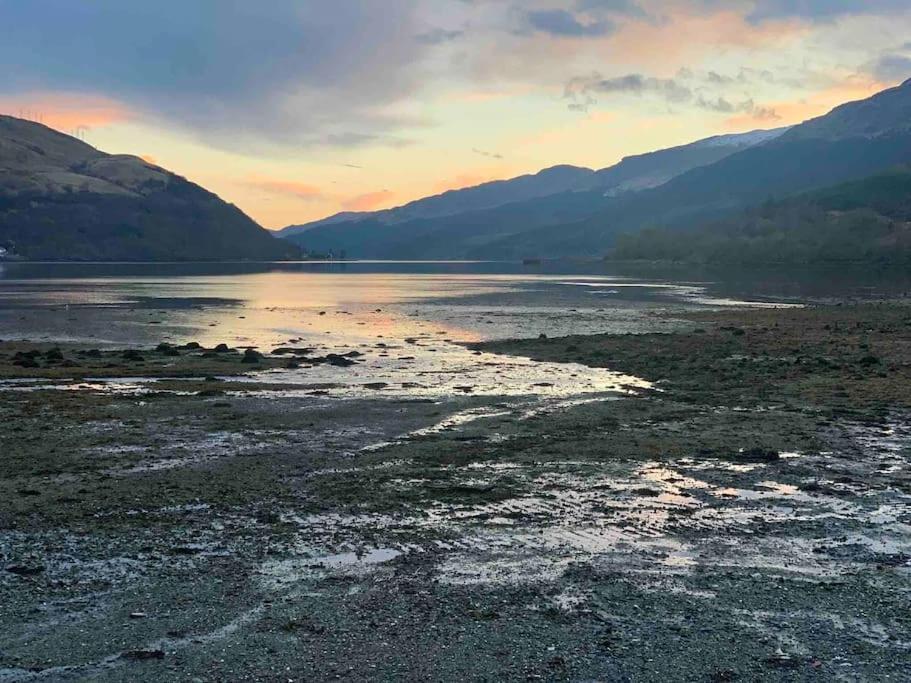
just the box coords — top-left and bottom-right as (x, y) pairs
(1, 302), (910, 681)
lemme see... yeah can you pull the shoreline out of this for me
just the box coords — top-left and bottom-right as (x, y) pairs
(1, 301), (909, 680)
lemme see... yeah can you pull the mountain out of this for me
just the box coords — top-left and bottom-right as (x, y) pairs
(282, 127), (789, 255)
(587, 127), (788, 197)
(278, 164), (596, 239)
(498, 78), (911, 258)
(610, 167), (911, 264)
(0, 116), (298, 261)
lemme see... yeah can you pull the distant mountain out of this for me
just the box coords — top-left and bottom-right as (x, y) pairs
(500, 78), (911, 259)
(284, 127), (789, 256)
(0, 116), (298, 261)
(278, 165), (596, 239)
(334, 78), (911, 260)
(277, 211), (374, 238)
(587, 127), (789, 197)
(611, 167), (911, 264)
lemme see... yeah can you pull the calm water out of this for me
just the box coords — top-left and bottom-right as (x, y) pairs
(0, 260), (906, 398)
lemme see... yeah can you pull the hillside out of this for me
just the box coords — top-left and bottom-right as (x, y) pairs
(283, 127), (788, 254)
(472, 78), (911, 259)
(0, 116), (299, 261)
(610, 168), (911, 264)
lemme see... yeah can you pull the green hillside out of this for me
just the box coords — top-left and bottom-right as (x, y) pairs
(610, 168), (911, 264)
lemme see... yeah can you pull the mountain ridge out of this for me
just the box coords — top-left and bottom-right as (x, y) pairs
(0, 115), (298, 261)
(287, 79), (911, 259)
(284, 126), (790, 254)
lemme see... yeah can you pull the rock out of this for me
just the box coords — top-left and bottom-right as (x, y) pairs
(44, 347), (64, 361)
(155, 343), (180, 356)
(363, 382), (389, 390)
(120, 649), (165, 661)
(326, 354), (355, 367)
(271, 347), (312, 356)
(6, 564), (44, 576)
(241, 348), (262, 364)
(180, 342), (202, 350)
(121, 349), (144, 362)
(730, 447), (780, 462)
(539, 333), (547, 339)
(212, 343), (232, 353)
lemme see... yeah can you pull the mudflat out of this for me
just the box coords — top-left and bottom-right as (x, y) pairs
(1, 302), (909, 681)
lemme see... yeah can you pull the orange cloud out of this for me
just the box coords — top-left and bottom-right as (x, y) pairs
(244, 175), (324, 201)
(342, 189), (396, 211)
(724, 77), (891, 130)
(0, 92), (132, 132)
(606, 5), (808, 70)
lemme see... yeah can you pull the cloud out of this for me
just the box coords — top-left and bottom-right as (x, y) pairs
(742, 0), (911, 24)
(523, 9), (614, 37)
(564, 73), (693, 111)
(417, 28), (465, 44)
(564, 69), (784, 121)
(575, 0), (648, 19)
(695, 95), (779, 120)
(244, 176), (324, 201)
(342, 190), (396, 211)
(472, 147), (504, 159)
(0, 92), (133, 132)
(0, 2), (430, 150)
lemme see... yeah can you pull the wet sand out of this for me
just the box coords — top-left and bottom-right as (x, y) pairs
(1, 303), (910, 681)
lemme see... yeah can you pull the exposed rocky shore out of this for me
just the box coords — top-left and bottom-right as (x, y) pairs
(1, 303), (909, 681)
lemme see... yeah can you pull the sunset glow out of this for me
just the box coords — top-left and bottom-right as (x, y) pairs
(2, 1), (910, 228)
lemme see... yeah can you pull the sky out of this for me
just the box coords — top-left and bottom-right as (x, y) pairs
(1, 1), (910, 229)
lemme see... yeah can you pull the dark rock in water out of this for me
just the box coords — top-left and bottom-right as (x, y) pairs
(180, 342), (202, 350)
(197, 389), (224, 397)
(284, 360), (301, 369)
(764, 653), (802, 669)
(859, 354), (880, 366)
(344, 351), (363, 357)
(731, 448), (780, 462)
(120, 649), (165, 661)
(170, 545), (202, 555)
(364, 382), (389, 390)
(633, 487), (661, 497)
(241, 348), (262, 364)
(121, 349), (144, 362)
(539, 333), (547, 339)
(326, 354), (356, 367)
(213, 343), (232, 353)
(271, 347), (312, 356)
(85, 348), (102, 358)
(6, 564), (44, 576)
